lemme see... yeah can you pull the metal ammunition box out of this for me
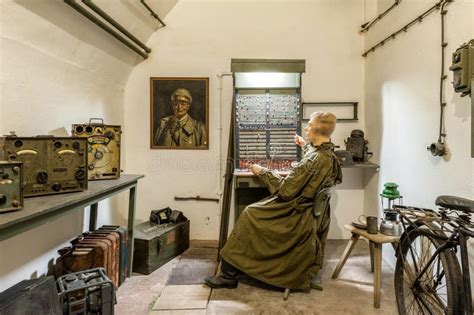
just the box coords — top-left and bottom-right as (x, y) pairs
(0, 161), (24, 212)
(0, 136), (88, 197)
(72, 118), (121, 180)
(133, 220), (190, 275)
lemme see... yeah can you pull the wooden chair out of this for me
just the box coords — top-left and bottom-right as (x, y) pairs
(283, 188), (332, 300)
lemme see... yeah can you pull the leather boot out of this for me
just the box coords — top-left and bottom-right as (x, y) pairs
(204, 273), (238, 289)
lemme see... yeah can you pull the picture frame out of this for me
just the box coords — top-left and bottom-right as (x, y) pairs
(150, 77), (209, 149)
(302, 102), (358, 122)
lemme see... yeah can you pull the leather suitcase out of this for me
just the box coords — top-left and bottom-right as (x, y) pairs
(133, 220), (190, 275)
(79, 235), (118, 287)
(99, 225), (128, 285)
(69, 236), (113, 284)
(55, 246), (108, 279)
(86, 231), (120, 287)
(55, 231), (121, 288)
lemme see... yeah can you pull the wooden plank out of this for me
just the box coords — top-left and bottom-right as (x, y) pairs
(217, 106), (235, 258)
(344, 224), (399, 244)
(373, 242), (382, 309)
(0, 174), (144, 240)
(369, 241), (374, 272)
(331, 233), (360, 279)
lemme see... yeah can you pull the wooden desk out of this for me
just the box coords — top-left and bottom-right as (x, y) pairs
(0, 174), (144, 276)
(331, 224), (399, 308)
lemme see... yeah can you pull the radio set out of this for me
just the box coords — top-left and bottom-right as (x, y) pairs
(72, 118), (122, 180)
(0, 161), (24, 213)
(0, 135), (88, 197)
(0, 119), (122, 210)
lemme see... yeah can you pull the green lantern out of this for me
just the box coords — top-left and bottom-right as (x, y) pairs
(380, 182), (401, 200)
(379, 182), (403, 236)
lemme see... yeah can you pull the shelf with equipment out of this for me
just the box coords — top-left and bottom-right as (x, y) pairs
(0, 174), (144, 277)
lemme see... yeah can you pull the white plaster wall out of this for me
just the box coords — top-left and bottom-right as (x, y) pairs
(363, 0), (474, 272)
(0, 0), (174, 291)
(123, 0), (368, 241)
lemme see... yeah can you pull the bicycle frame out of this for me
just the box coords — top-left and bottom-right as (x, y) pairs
(395, 205), (473, 314)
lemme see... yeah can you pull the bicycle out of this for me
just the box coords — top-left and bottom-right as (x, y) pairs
(393, 195), (474, 314)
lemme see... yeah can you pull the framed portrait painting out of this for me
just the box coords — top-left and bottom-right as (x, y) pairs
(150, 77), (209, 149)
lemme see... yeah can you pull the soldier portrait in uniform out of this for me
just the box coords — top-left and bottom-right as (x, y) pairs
(150, 77), (209, 149)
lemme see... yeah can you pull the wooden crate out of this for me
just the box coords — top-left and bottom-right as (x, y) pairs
(133, 220), (190, 275)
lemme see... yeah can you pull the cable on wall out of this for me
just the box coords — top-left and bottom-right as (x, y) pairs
(427, 0), (452, 156)
(362, 0), (452, 57)
(360, 0), (401, 33)
(140, 0), (166, 27)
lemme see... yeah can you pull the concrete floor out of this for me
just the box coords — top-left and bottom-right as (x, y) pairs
(116, 240), (398, 315)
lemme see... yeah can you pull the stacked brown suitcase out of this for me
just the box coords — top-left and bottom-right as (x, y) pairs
(55, 225), (127, 288)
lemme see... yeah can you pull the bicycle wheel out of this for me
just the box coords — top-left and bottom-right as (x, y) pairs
(394, 227), (463, 314)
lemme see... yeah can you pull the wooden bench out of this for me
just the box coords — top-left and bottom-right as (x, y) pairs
(331, 224), (399, 308)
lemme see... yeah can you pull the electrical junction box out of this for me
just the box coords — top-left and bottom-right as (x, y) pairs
(449, 39), (474, 96)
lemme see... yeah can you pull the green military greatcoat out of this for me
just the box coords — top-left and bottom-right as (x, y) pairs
(220, 142), (342, 289)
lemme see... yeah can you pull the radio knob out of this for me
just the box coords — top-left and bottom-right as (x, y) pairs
(72, 141), (80, 150)
(36, 171), (48, 184)
(52, 183), (62, 191)
(0, 195), (6, 204)
(104, 131), (114, 140)
(12, 200), (20, 207)
(75, 169), (86, 180)
(94, 150), (104, 159)
(12, 166), (20, 174)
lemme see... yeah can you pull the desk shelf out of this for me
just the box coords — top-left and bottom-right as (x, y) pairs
(0, 174), (144, 276)
(343, 162), (379, 170)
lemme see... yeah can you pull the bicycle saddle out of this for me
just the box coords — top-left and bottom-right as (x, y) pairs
(435, 195), (474, 213)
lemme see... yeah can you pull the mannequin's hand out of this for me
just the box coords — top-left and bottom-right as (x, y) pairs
(250, 164), (264, 175)
(294, 134), (306, 147)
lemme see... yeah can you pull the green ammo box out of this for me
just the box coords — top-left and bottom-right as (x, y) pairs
(132, 220), (190, 275)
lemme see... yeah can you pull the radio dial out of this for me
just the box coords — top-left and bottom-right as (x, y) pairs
(36, 171), (49, 184)
(52, 183), (62, 191)
(0, 195), (6, 204)
(72, 141), (81, 150)
(105, 131), (114, 140)
(75, 169), (86, 180)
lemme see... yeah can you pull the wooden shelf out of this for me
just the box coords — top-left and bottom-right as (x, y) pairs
(0, 174), (144, 276)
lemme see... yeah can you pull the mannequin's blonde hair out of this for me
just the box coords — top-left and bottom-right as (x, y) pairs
(310, 111), (337, 137)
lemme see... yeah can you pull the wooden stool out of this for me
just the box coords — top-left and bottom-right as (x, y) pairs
(331, 224), (399, 308)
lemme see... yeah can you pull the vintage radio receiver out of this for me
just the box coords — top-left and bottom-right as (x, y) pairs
(0, 161), (23, 212)
(0, 136), (87, 197)
(72, 118), (121, 180)
(235, 89), (302, 172)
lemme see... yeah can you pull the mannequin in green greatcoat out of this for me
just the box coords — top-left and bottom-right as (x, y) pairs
(205, 112), (342, 290)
